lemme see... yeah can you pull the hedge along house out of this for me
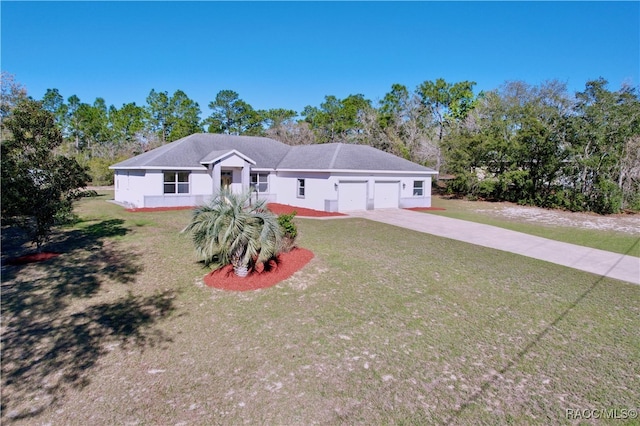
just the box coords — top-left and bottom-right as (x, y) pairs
(110, 133), (437, 212)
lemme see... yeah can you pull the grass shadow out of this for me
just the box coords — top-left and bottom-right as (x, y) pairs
(1, 218), (176, 422)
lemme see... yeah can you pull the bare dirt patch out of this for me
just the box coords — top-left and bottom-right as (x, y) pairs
(203, 247), (314, 291)
(476, 204), (640, 235)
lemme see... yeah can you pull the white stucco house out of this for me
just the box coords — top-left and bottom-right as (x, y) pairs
(109, 133), (437, 212)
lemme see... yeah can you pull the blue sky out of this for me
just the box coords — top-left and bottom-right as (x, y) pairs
(2, 1), (639, 116)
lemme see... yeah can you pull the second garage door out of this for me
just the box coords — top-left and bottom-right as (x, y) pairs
(338, 181), (367, 211)
(374, 181), (400, 209)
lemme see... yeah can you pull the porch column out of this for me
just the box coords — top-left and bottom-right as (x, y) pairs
(241, 161), (251, 192)
(212, 162), (221, 194)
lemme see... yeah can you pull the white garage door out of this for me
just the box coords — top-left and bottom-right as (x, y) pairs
(374, 181), (400, 209)
(338, 181), (367, 211)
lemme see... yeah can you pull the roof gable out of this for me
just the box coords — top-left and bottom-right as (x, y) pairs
(200, 149), (256, 166)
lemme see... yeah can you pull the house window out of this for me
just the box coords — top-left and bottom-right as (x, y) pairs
(297, 179), (305, 198)
(164, 171), (190, 194)
(250, 173), (268, 193)
(413, 180), (424, 196)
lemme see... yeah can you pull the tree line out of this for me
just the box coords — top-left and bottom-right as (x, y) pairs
(2, 72), (639, 213)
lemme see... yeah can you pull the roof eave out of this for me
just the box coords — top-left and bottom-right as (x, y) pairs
(277, 168), (438, 175)
(110, 166), (208, 171)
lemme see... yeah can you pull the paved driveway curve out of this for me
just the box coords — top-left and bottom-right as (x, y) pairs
(349, 209), (640, 285)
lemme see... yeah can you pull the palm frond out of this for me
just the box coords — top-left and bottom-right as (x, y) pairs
(182, 187), (284, 274)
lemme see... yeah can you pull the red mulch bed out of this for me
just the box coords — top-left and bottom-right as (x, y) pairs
(126, 204), (345, 217)
(203, 247), (314, 291)
(6, 252), (61, 265)
(405, 207), (446, 212)
(267, 203), (346, 217)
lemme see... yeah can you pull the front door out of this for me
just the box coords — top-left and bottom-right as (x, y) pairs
(221, 171), (232, 188)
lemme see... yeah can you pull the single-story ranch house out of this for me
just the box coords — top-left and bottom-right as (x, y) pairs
(110, 133), (438, 212)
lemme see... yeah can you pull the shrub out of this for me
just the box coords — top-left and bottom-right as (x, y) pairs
(590, 179), (623, 214)
(277, 212), (298, 253)
(278, 212), (298, 239)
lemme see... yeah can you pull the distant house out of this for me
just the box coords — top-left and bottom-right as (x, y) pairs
(109, 133), (437, 212)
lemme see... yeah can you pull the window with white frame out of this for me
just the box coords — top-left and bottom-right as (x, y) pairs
(164, 171), (190, 194)
(413, 180), (424, 196)
(297, 178), (305, 198)
(250, 173), (269, 193)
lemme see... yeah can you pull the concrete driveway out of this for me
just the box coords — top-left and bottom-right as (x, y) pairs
(349, 209), (640, 285)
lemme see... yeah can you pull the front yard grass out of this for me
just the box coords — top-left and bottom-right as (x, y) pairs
(2, 191), (638, 424)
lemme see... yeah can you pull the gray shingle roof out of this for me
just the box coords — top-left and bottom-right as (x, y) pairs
(278, 143), (434, 172)
(111, 133), (289, 169)
(111, 134), (436, 174)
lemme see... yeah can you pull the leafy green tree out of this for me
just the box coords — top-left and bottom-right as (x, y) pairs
(567, 79), (640, 213)
(66, 94), (83, 149)
(42, 88), (69, 134)
(265, 119), (316, 146)
(513, 113), (562, 204)
(166, 90), (202, 141)
(262, 108), (315, 145)
(0, 72), (28, 140)
(261, 108), (297, 129)
(77, 98), (111, 152)
(146, 89), (203, 142)
(1, 98), (90, 250)
(379, 84), (412, 129)
(182, 188), (282, 277)
(205, 90), (263, 136)
(301, 96), (340, 142)
(341, 94), (372, 138)
(418, 79), (476, 129)
(440, 79), (640, 213)
(619, 135), (640, 210)
(302, 94), (371, 143)
(376, 83), (430, 161)
(146, 89), (171, 143)
(108, 102), (147, 144)
(417, 78), (477, 171)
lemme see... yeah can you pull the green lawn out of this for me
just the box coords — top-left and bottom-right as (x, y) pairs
(429, 196), (640, 257)
(2, 191), (638, 425)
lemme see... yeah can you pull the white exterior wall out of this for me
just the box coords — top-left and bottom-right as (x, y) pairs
(115, 167), (434, 210)
(114, 168), (212, 208)
(271, 172), (434, 211)
(114, 170), (147, 208)
(191, 170), (213, 196)
(397, 175), (433, 209)
(143, 169), (212, 208)
(271, 172), (334, 211)
(219, 155), (246, 168)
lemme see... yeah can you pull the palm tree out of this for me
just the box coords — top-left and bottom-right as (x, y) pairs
(183, 187), (282, 277)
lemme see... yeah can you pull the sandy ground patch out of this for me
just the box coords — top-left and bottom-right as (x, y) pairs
(476, 204), (640, 235)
